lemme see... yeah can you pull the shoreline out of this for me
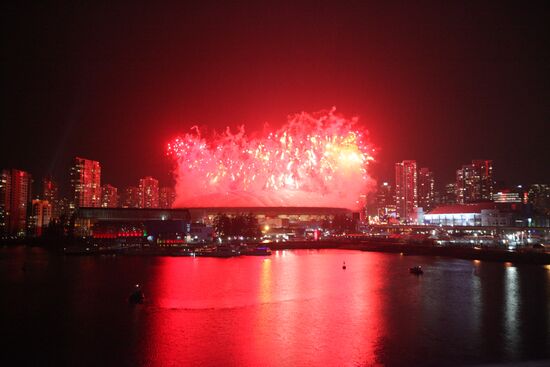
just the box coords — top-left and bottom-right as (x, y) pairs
(2, 239), (549, 265)
(267, 240), (550, 265)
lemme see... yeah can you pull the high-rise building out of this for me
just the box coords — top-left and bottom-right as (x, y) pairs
(417, 167), (435, 212)
(395, 160), (417, 222)
(42, 176), (58, 202)
(0, 169), (32, 236)
(139, 176), (159, 208)
(123, 186), (141, 208)
(56, 197), (72, 222)
(42, 176), (58, 218)
(456, 165), (475, 203)
(159, 187), (176, 209)
(440, 183), (457, 205)
(456, 160), (493, 204)
(0, 170), (11, 236)
(375, 182), (396, 220)
(473, 160), (494, 200)
(101, 184), (118, 208)
(70, 157), (101, 209)
(29, 200), (52, 236)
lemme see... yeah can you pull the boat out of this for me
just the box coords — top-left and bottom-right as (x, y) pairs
(242, 245), (272, 256)
(195, 245), (240, 258)
(128, 284), (145, 304)
(410, 266), (423, 275)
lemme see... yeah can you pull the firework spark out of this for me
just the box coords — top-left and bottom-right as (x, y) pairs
(167, 109), (375, 209)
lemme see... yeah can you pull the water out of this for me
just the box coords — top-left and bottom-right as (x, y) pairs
(1, 246), (549, 366)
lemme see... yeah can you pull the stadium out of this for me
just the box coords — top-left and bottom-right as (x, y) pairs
(74, 206), (356, 241)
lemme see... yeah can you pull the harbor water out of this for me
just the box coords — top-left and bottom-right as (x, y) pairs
(1, 246), (549, 366)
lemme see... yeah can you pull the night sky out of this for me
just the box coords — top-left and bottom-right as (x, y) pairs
(1, 1), (548, 195)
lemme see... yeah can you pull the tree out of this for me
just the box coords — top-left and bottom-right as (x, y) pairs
(213, 213), (231, 237)
(212, 213), (261, 238)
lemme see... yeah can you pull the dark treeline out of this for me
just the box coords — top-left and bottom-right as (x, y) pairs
(213, 213), (262, 238)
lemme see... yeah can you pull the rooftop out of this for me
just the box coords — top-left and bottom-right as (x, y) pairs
(427, 203), (498, 215)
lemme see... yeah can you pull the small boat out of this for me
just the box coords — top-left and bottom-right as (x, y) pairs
(243, 246), (272, 256)
(342, 261), (347, 270)
(410, 266), (423, 275)
(195, 245), (240, 258)
(129, 284), (145, 304)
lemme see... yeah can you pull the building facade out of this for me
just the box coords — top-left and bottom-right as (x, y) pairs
(29, 199), (52, 236)
(439, 183), (457, 205)
(159, 186), (176, 209)
(0, 169), (32, 236)
(395, 160), (417, 223)
(424, 203), (512, 227)
(417, 167), (435, 212)
(139, 176), (159, 208)
(123, 186), (141, 208)
(42, 176), (59, 219)
(456, 160), (494, 204)
(375, 182), (397, 222)
(0, 170), (10, 235)
(101, 184), (118, 208)
(527, 184), (550, 215)
(493, 190), (522, 203)
(74, 207), (191, 237)
(70, 157), (101, 209)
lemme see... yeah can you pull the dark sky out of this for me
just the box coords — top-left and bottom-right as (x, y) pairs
(1, 1), (548, 195)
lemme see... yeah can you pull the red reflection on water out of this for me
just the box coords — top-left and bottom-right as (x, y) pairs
(144, 250), (386, 366)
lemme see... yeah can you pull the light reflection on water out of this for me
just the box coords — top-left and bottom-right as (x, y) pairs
(0, 246), (548, 366)
(504, 265), (519, 360)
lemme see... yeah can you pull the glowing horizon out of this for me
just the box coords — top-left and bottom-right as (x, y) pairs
(167, 108), (375, 210)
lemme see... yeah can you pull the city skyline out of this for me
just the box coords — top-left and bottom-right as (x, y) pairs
(0, 153), (544, 203)
(1, 2), (548, 190)
(0, 150), (545, 200)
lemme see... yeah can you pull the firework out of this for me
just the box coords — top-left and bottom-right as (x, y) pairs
(167, 109), (375, 209)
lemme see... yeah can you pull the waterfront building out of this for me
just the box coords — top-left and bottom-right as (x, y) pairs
(418, 167), (435, 211)
(456, 160), (494, 203)
(424, 203), (511, 226)
(74, 207), (191, 238)
(74, 206), (353, 239)
(0, 169), (32, 236)
(29, 199), (52, 236)
(70, 157), (101, 209)
(139, 176), (159, 208)
(159, 187), (176, 208)
(101, 184), (118, 208)
(395, 160), (417, 223)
